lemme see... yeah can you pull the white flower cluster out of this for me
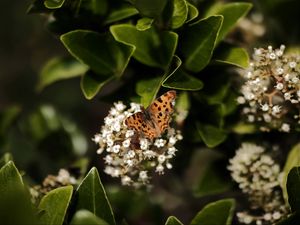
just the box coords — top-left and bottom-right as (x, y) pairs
(238, 45), (300, 132)
(93, 101), (182, 187)
(228, 143), (289, 225)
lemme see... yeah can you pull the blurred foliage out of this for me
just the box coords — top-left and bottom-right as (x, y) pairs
(1, 0), (300, 224)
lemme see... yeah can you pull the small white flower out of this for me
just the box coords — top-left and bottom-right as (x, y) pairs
(139, 171), (148, 180)
(156, 164), (164, 174)
(237, 96), (246, 104)
(281, 123), (290, 132)
(275, 83), (284, 90)
(158, 155), (166, 163)
(269, 53), (276, 60)
(121, 176), (132, 185)
(289, 61), (297, 68)
(112, 144), (121, 153)
(166, 163), (172, 169)
(154, 139), (166, 148)
(272, 105), (281, 115)
(168, 147), (177, 156)
(127, 150), (135, 158)
(122, 139), (131, 148)
(261, 104), (269, 111)
(125, 130), (134, 138)
(140, 138), (149, 150)
(276, 68), (284, 75)
(92, 134), (101, 143)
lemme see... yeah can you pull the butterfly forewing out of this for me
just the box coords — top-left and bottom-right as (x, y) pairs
(147, 90), (176, 134)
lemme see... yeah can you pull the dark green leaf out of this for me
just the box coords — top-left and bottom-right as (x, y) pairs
(190, 199), (235, 225)
(44, 0), (65, 9)
(196, 123), (227, 148)
(0, 153), (13, 168)
(136, 17), (154, 31)
(214, 45), (249, 68)
(104, 7), (139, 24)
(186, 150), (231, 197)
(232, 122), (256, 134)
(0, 161), (23, 190)
(38, 186), (73, 225)
(287, 167), (300, 212)
(27, 0), (50, 14)
(165, 216), (184, 225)
(110, 24), (178, 68)
(61, 30), (134, 76)
(180, 16), (223, 72)
(131, 0), (168, 18)
(171, 0), (188, 29)
(85, 0), (108, 16)
(71, 210), (109, 225)
(80, 70), (114, 100)
(0, 105), (21, 135)
(75, 167), (116, 225)
(136, 77), (162, 108)
(205, 2), (252, 43)
(282, 143), (300, 204)
(186, 2), (198, 23)
(38, 57), (88, 90)
(277, 213), (300, 225)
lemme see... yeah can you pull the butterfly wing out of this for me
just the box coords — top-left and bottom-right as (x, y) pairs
(124, 111), (157, 139)
(147, 90), (176, 135)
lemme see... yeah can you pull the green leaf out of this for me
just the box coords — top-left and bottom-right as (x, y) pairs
(38, 57), (88, 90)
(187, 150), (231, 197)
(0, 105), (21, 135)
(80, 70), (114, 100)
(104, 7), (139, 24)
(205, 2), (252, 43)
(0, 153), (13, 168)
(171, 0), (188, 29)
(44, 0), (65, 9)
(196, 123), (227, 148)
(282, 143), (300, 204)
(232, 122), (256, 134)
(190, 199), (235, 225)
(75, 167), (115, 225)
(186, 2), (198, 23)
(0, 161), (37, 224)
(61, 30), (134, 76)
(287, 167), (300, 212)
(165, 216), (184, 225)
(163, 68), (203, 91)
(38, 186), (73, 225)
(136, 77), (162, 108)
(214, 45), (249, 68)
(136, 17), (154, 31)
(71, 210), (109, 225)
(110, 24), (178, 68)
(180, 16), (223, 72)
(131, 0), (168, 18)
(162, 55), (203, 90)
(84, 0), (108, 16)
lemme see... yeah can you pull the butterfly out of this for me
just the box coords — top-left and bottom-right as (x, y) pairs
(125, 90), (176, 140)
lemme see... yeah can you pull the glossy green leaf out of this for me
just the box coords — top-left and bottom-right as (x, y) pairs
(171, 0), (188, 29)
(214, 46), (249, 68)
(196, 123), (227, 148)
(131, 0), (168, 18)
(162, 55), (203, 90)
(44, 0), (65, 9)
(71, 210), (109, 225)
(75, 167), (116, 225)
(110, 24), (178, 68)
(39, 186), (73, 225)
(186, 2), (198, 23)
(287, 167), (300, 212)
(163, 69), (203, 90)
(104, 7), (139, 24)
(0, 161), (37, 224)
(205, 2), (252, 43)
(38, 57), (88, 90)
(165, 216), (184, 225)
(61, 30), (134, 76)
(232, 122), (256, 134)
(181, 16), (223, 72)
(80, 70), (114, 99)
(0, 153), (13, 168)
(190, 199), (235, 225)
(136, 17), (154, 31)
(282, 143), (300, 204)
(85, 0), (108, 16)
(136, 77), (162, 108)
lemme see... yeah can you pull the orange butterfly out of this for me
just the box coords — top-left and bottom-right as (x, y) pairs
(125, 90), (176, 140)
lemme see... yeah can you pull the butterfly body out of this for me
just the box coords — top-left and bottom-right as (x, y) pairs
(125, 90), (176, 139)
